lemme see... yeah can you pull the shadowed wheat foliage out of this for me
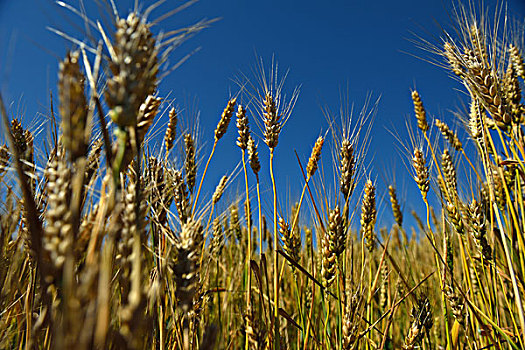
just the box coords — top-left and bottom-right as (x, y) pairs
(1, 1), (525, 349)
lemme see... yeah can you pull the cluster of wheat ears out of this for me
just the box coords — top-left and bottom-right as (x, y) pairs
(1, 1), (525, 349)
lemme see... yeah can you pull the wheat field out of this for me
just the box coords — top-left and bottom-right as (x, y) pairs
(0, 1), (524, 349)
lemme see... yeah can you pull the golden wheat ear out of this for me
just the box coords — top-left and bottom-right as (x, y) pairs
(58, 51), (89, 162)
(361, 180), (376, 253)
(184, 132), (196, 193)
(235, 104), (249, 150)
(42, 148), (72, 278)
(412, 147), (429, 200)
(388, 185), (403, 228)
(411, 90), (429, 133)
(105, 13), (159, 129)
(173, 218), (204, 349)
(339, 138), (355, 200)
(247, 134), (261, 175)
(215, 98), (236, 142)
(280, 216), (300, 273)
(164, 107), (178, 153)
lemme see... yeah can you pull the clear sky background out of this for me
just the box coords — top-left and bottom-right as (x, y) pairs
(1, 0), (524, 230)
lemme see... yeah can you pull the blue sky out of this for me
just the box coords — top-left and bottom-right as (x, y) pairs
(1, 0), (525, 229)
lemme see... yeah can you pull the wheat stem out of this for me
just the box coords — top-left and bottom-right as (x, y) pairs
(241, 150), (253, 350)
(192, 140), (217, 216)
(270, 148), (280, 349)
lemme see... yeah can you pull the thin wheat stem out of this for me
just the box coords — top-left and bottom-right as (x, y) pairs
(159, 301), (164, 350)
(460, 148), (482, 183)
(241, 149), (252, 350)
(303, 228), (316, 349)
(256, 175), (262, 258)
(270, 148), (280, 349)
(366, 255), (373, 350)
(496, 166), (525, 275)
(192, 140), (218, 216)
(492, 203), (525, 347)
(424, 198), (452, 350)
(290, 181), (308, 236)
(322, 289), (330, 349)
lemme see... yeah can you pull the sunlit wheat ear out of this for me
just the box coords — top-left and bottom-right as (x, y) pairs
(43, 149), (72, 276)
(342, 292), (361, 349)
(244, 306), (262, 350)
(361, 180), (376, 253)
(85, 138), (103, 184)
(212, 175), (228, 205)
(174, 218), (203, 314)
(247, 134), (261, 175)
(411, 90), (429, 133)
(106, 13), (159, 128)
(403, 297), (433, 350)
(306, 136), (324, 179)
(280, 216), (300, 266)
(469, 23), (488, 67)
(236, 104), (249, 150)
(11, 119), (26, 156)
(469, 199), (492, 261)
(468, 96), (483, 142)
(443, 42), (465, 77)
(490, 167), (506, 210)
(464, 50), (511, 129)
(11, 119), (35, 190)
(184, 133), (196, 193)
(435, 119), (462, 151)
(0, 144), (9, 175)
(114, 95), (162, 170)
(446, 199), (464, 236)
(339, 138), (355, 200)
(59, 50), (89, 161)
(503, 61), (524, 126)
(20, 213), (35, 268)
(470, 261), (481, 295)
(164, 107), (178, 153)
(144, 156), (164, 198)
(262, 92), (281, 149)
(504, 53), (521, 93)
(388, 185), (403, 228)
(412, 147), (429, 201)
(330, 206), (346, 257)
(320, 205), (346, 287)
(445, 284), (466, 325)
(211, 217), (225, 257)
(188, 277), (205, 337)
(137, 95), (162, 143)
(76, 203), (99, 256)
(145, 156), (172, 226)
(117, 172), (147, 299)
(509, 44), (525, 79)
(215, 98), (236, 142)
(441, 149), (457, 198)
(321, 227), (337, 288)
(172, 218), (203, 349)
(171, 169), (190, 224)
